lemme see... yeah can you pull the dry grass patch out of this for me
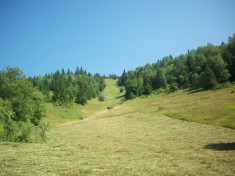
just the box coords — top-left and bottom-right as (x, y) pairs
(1, 113), (234, 175)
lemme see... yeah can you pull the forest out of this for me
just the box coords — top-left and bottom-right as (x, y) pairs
(118, 34), (235, 99)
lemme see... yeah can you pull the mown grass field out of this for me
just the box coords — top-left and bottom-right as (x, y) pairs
(1, 79), (235, 175)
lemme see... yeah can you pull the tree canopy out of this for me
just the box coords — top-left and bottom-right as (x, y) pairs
(28, 66), (106, 106)
(118, 34), (235, 99)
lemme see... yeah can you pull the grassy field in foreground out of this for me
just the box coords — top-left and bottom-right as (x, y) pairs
(0, 79), (235, 175)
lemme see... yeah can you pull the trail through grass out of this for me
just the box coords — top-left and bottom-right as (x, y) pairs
(0, 79), (235, 175)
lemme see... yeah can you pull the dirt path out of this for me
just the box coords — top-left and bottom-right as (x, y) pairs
(58, 108), (109, 127)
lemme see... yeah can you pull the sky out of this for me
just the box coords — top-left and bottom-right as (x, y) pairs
(0, 0), (235, 77)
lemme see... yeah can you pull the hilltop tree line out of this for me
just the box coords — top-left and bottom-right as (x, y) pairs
(0, 66), (105, 142)
(28, 66), (106, 106)
(119, 34), (235, 99)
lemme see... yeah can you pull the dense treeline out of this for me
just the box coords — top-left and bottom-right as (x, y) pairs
(105, 74), (119, 80)
(119, 34), (235, 99)
(28, 66), (106, 106)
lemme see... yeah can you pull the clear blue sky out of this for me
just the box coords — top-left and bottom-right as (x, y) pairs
(0, 0), (235, 77)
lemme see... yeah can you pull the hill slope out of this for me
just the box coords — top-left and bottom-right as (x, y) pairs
(119, 84), (235, 129)
(0, 80), (235, 175)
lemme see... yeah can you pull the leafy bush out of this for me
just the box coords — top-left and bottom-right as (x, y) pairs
(78, 115), (83, 120)
(38, 121), (50, 140)
(0, 119), (49, 142)
(0, 67), (48, 143)
(155, 88), (167, 94)
(99, 95), (105, 102)
(107, 105), (114, 110)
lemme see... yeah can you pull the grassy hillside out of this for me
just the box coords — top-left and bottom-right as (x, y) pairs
(120, 84), (235, 129)
(44, 79), (125, 125)
(0, 79), (235, 175)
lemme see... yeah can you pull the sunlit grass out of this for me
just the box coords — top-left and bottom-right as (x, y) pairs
(43, 79), (125, 126)
(119, 83), (235, 129)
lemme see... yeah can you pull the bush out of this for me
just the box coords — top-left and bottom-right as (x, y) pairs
(78, 115), (83, 120)
(156, 88), (166, 94)
(0, 119), (49, 142)
(120, 88), (124, 93)
(107, 105), (114, 110)
(38, 121), (50, 140)
(0, 67), (47, 143)
(99, 95), (105, 102)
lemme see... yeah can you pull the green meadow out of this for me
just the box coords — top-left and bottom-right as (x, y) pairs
(1, 79), (235, 175)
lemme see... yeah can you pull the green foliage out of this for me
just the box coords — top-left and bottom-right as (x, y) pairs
(191, 73), (200, 88)
(226, 34), (235, 80)
(29, 67), (105, 106)
(107, 105), (114, 110)
(0, 67), (47, 142)
(38, 121), (50, 139)
(107, 74), (118, 80)
(78, 115), (84, 120)
(118, 34), (235, 99)
(48, 68), (105, 106)
(99, 94), (105, 102)
(153, 69), (167, 90)
(200, 66), (218, 89)
(0, 98), (15, 120)
(124, 79), (138, 99)
(143, 84), (153, 95)
(0, 118), (50, 142)
(208, 55), (231, 82)
(118, 69), (127, 86)
(76, 76), (88, 105)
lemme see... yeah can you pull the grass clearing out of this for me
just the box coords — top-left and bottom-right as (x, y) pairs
(44, 79), (125, 126)
(1, 79), (235, 175)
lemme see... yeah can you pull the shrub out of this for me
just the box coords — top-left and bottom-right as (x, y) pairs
(0, 67), (47, 143)
(156, 88), (166, 94)
(107, 105), (114, 110)
(38, 121), (50, 140)
(0, 118), (50, 143)
(99, 95), (105, 102)
(78, 115), (83, 120)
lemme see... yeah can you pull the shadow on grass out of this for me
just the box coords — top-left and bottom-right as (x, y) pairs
(184, 83), (231, 94)
(115, 95), (125, 99)
(184, 88), (205, 94)
(204, 142), (235, 151)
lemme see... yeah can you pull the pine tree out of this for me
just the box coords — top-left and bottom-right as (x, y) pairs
(75, 66), (79, 76)
(153, 69), (167, 89)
